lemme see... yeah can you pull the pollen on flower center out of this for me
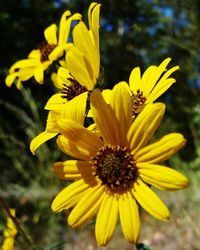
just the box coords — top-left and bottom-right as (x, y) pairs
(92, 145), (138, 190)
(39, 41), (57, 62)
(131, 89), (147, 115)
(61, 77), (88, 101)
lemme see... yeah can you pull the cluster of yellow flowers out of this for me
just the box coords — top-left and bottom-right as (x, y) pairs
(6, 2), (189, 247)
(1, 209), (17, 250)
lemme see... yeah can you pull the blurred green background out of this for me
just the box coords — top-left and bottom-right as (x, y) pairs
(0, 0), (200, 249)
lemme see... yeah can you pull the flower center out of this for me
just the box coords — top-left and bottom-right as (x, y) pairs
(92, 145), (138, 190)
(39, 41), (57, 62)
(61, 77), (88, 101)
(131, 90), (146, 115)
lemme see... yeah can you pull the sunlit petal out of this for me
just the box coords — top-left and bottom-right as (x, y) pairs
(57, 120), (103, 158)
(119, 192), (140, 243)
(30, 131), (57, 155)
(127, 103), (165, 154)
(51, 179), (91, 212)
(135, 133), (186, 163)
(44, 24), (57, 45)
(138, 163), (189, 190)
(68, 185), (104, 228)
(110, 81), (132, 146)
(132, 179), (170, 221)
(90, 89), (120, 145)
(95, 193), (118, 246)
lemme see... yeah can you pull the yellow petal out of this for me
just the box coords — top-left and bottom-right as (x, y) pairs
(68, 185), (104, 228)
(135, 133), (186, 163)
(66, 47), (94, 90)
(138, 163), (189, 190)
(9, 59), (39, 72)
(95, 193), (118, 246)
(5, 72), (19, 87)
(102, 89), (112, 104)
(88, 2), (101, 47)
(127, 103), (165, 154)
(58, 12), (81, 46)
(57, 135), (92, 161)
(129, 67), (142, 94)
(52, 160), (94, 181)
(48, 46), (63, 61)
(28, 49), (40, 59)
(45, 110), (60, 132)
(73, 21), (96, 82)
(52, 160), (82, 180)
(132, 179), (170, 221)
(87, 89), (112, 118)
(147, 78), (176, 103)
(34, 65), (44, 84)
(58, 119), (103, 156)
(119, 192), (140, 244)
(110, 81), (132, 146)
(88, 3), (101, 75)
(60, 92), (88, 125)
(57, 67), (71, 89)
(90, 89), (120, 146)
(142, 58), (172, 96)
(45, 93), (66, 110)
(147, 64), (179, 102)
(44, 24), (57, 45)
(140, 65), (157, 92)
(51, 179), (90, 212)
(30, 131), (57, 155)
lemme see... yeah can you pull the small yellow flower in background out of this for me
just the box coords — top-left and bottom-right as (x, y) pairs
(5, 11), (81, 89)
(45, 2), (101, 111)
(30, 2), (101, 154)
(64, 2), (101, 90)
(2, 209), (17, 250)
(129, 57), (179, 115)
(51, 82), (188, 246)
(87, 57), (179, 118)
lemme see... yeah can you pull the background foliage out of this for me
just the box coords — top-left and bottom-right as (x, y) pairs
(0, 0), (199, 249)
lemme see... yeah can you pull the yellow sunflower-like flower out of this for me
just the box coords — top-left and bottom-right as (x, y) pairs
(2, 209), (17, 250)
(45, 2), (101, 111)
(129, 57), (179, 115)
(5, 11), (81, 89)
(30, 2), (101, 153)
(87, 57), (179, 119)
(51, 82), (189, 246)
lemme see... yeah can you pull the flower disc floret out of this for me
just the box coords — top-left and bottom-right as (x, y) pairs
(93, 145), (138, 190)
(39, 41), (57, 62)
(61, 77), (88, 101)
(131, 89), (147, 115)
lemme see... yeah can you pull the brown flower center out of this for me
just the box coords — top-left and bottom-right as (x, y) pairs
(61, 77), (88, 101)
(39, 41), (56, 62)
(131, 90), (146, 116)
(92, 145), (138, 190)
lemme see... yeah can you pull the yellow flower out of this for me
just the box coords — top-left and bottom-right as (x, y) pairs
(44, 2), (101, 111)
(51, 82), (189, 246)
(129, 57), (179, 115)
(30, 2), (101, 153)
(87, 58), (179, 119)
(65, 2), (101, 90)
(5, 11), (81, 89)
(2, 209), (17, 250)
